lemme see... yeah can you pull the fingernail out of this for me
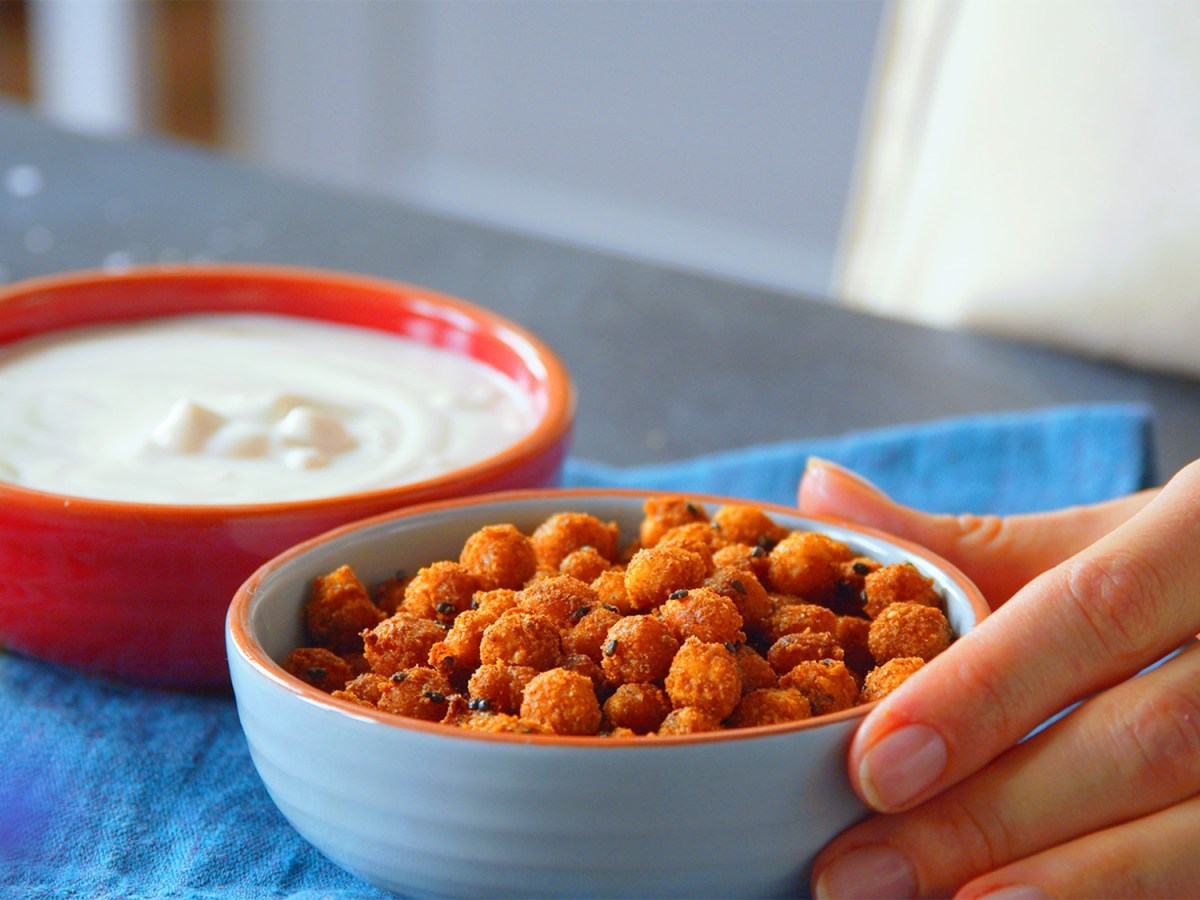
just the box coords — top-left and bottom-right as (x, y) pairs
(975, 886), (1048, 900)
(858, 723), (947, 811)
(813, 843), (915, 900)
(804, 456), (880, 490)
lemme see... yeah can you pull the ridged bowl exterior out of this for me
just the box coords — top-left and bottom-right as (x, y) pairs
(0, 266), (574, 687)
(228, 490), (989, 897)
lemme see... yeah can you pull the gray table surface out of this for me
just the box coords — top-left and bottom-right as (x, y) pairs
(2, 101), (1197, 486)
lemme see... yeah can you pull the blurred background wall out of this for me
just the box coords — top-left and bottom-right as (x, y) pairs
(0, 0), (885, 298)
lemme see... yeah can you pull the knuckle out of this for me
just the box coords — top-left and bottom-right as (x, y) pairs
(1114, 680), (1200, 792)
(929, 795), (1016, 879)
(1059, 550), (1169, 664)
(949, 513), (1008, 551)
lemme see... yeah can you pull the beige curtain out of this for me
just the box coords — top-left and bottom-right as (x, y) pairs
(835, 0), (1200, 377)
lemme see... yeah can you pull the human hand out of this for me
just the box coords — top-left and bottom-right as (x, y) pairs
(798, 458), (1200, 898)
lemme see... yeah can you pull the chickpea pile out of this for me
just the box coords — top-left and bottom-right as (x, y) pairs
(283, 497), (954, 737)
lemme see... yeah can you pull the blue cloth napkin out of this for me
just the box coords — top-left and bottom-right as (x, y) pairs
(0, 404), (1156, 899)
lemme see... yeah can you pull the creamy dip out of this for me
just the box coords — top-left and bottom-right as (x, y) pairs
(0, 313), (538, 504)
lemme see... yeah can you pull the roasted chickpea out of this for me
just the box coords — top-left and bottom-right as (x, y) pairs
(766, 531), (853, 602)
(766, 629), (844, 676)
(655, 706), (721, 736)
(478, 609), (563, 670)
(624, 545), (707, 611)
(664, 637), (741, 722)
(559, 546), (613, 584)
(602, 683), (672, 735)
(763, 601), (839, 644)
(868, 601), (952, 663)
(860, 656), (926, 703)
(599, 615), (680, 685)
(361, 612), (447, 677)
(531, 512), (619, 568)
(459, 523), (538, 591)
(779, 658), (860, 716)
(519, 668), (602, 736)
(305, 564), (385, 653)
(705, 566), (774, 636)
(728, 687), (812, 728)
(466, 663), (539, 715)
(639, 496), (709, 548)
(376, 667), (455, 722)
(863, 562), (941, 618)
(518, 573), (599, 632)
(711, 504), (788, 549)
(561, 603), (623, 663)
(657, 586), (746, 646)
(401, 560), (479, 624)
(282, 646), (356, 693)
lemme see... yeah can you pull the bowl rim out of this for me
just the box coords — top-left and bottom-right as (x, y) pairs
(228, 486), (990, 748)
(0, 264), (576, 517)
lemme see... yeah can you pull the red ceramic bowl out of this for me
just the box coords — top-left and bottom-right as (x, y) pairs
(0, 265), (575, 687)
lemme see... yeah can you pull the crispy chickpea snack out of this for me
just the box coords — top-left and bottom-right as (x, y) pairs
(283, 497), (954, 737)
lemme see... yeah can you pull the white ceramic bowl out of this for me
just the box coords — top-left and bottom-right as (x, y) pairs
(227, 489), (988, 898)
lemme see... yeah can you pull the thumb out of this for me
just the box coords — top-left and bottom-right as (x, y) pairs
(797, 457), (1158, 606)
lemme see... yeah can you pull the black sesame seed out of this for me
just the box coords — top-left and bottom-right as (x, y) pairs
(756, 535), (778, 552)
(686, 502), (701, 517)
(669, 589), (689, 600)
(723, 642), (737, 654)
(441, 655), (457, 669)
(435, 601), (456, 615)
(731, 578), (747, 595)
(422, 690), (447, 704)
(468, 697), (491, 711)
(570, 606), (592, 621)
(390, 671), (408, 682)
(751, 545), (767, 558)
(603, 638), (618, 657)
(602, 603), (620, 614)
(852, 561), (872, 576)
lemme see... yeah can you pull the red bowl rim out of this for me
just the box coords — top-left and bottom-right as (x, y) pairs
(0, 264), (576, 520)
(228, 486), (991, 748)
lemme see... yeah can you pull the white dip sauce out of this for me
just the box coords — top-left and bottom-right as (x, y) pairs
(0, 313), (539, 504)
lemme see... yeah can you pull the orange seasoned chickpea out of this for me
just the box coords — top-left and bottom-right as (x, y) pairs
(657, 586), (745, 646)
(639, 496), (709, 547)
(602, 683), (672, 735)
(863, 562), (941, 618)
(763, 601), (839, 644)
(478, 609), (563, 670)
(519, 667), (602, 736)
(376, 667), (455, 722)
(401, 560), (479, 624)
(531, 512), (619, 569)
(305, 564), (385, 653)
(591, 567), (632, 614)
(518, 574), (598, 632)
(664, 637), (741, 722)
(561, 603), (623, 663)
(559, 546), (613, 584)
(459, 523), (538, 591)
(656, 706), (721, 736)
(466, 663), (539, 715)
(766, 531), (854, 602)
(734, 644), (778, 694)
(599, 614), (680, 685)
(705, 566), (773, 636)
(711, 542), (772, 583)
(860, 656), (926, 703)
(779, 658), (860, 716)
(624, 545), (707, 611)
(282, 646), (356, 693)
(868, 601), (952, 663)
(334, 671), (391, 707)
(428, 607), (500, 685)
(361, 612), (447, 677)
(711, 504), (788, 549)
(655, 522), (721, 572)
(766, 629), (844, 676)
(561, 652), (605, 691)
(728, 687), (812, 728)
(471, 588), (520, 617)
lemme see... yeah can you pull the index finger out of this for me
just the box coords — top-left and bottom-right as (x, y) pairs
(849, 459), (1200, 814)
